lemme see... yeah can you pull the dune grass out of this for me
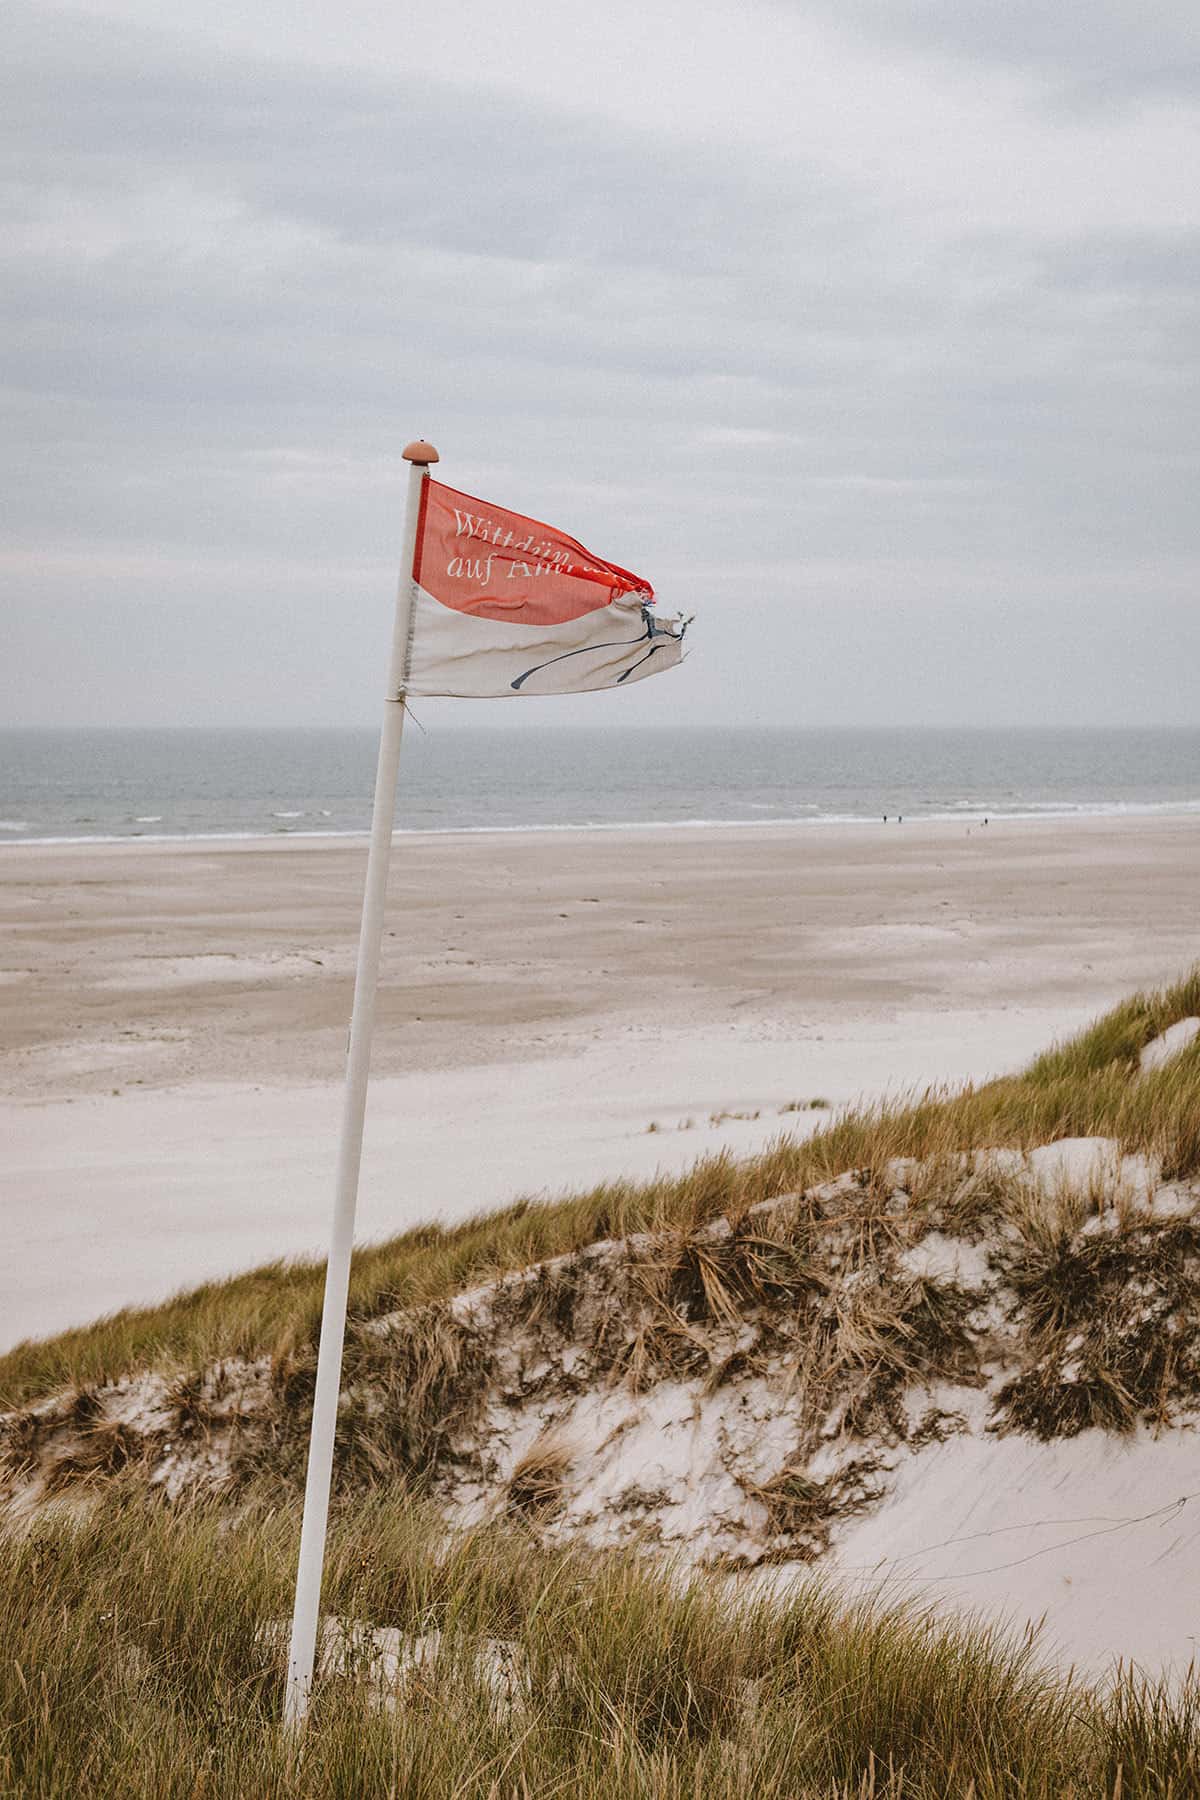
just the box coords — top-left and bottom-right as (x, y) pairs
(3, 967), (1199, 1414)
(6, 974), (1200, 1793)
(3, 1490), (1199, 1798)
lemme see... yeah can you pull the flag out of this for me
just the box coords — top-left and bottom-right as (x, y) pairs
(285, 449), (690, 1729)
(405, 480), (690, 697)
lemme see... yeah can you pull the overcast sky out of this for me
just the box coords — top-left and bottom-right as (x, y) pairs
(3, 0), (1198, 729)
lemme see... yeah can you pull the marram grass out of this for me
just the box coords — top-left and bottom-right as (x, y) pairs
(5, 971), (1200, 1794)
(4, 1493), (1199, 1798)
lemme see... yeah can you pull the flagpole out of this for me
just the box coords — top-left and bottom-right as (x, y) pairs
(283, 438), (438, 1730)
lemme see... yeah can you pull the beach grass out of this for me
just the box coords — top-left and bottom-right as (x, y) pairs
(6, 971), (1200, 1793)
(4, 1490), (1199, 1798)
(3, 966), (1199, 1414)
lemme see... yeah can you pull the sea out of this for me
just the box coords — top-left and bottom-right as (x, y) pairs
(1, 727), (1198, 844)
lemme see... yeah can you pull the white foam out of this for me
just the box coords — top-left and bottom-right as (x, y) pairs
(5, 796), (1200, 850)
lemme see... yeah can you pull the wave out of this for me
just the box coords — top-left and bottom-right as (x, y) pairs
(4, 795), (1200, 848)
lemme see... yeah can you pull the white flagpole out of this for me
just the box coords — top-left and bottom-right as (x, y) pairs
(283, 438), (438, 1729)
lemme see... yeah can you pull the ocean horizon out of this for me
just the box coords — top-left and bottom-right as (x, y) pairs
(2, 725), (1198, 845)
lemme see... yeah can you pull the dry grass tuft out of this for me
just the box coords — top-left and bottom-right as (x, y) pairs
(230, 1302), (487, 1496)
(0, 1409), (42, 1481)
(996, 1217), (1200, 1439)
(505, 1431), (573, 1518)
(746, 1452), (886, 1557)
(42, 1416), (144, 1493)
(164, 1372), (218, 1437)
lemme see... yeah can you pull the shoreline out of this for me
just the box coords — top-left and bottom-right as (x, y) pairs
(4, 799), (1200, 850)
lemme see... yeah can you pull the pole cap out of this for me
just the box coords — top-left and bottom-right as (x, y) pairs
(402, 440), (440, 464)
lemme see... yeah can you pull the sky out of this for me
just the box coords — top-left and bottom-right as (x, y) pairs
(3, 0), (1199, 729)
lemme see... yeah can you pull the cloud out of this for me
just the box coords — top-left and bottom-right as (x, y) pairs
(2, 0), (1198, 726)
(798, 0), (1200, 101)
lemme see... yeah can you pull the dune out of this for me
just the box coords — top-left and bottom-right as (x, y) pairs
(6, 982), (1200, 1688)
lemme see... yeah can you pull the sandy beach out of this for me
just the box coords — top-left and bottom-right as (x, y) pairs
(2, 814), (1197, 1350)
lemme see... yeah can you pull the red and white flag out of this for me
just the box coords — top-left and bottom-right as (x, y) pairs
(405, 480), (690, 697)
